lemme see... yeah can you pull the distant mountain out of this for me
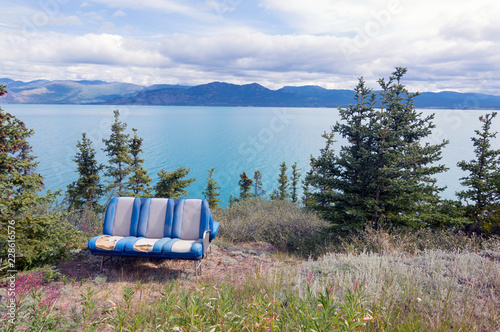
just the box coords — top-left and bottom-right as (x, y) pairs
(1, 78), (500, 109)
(414, 91), (500, 109)
(0, 78), (143, 104)
(106, 82), (358, 107)
(107, 82), (500, 109)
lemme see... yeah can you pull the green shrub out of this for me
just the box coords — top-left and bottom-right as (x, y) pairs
(1, 192), (83, 272)
(214, 198), (329, 257)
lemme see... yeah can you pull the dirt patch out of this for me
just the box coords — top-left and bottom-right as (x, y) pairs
(56, 240), (297, 286)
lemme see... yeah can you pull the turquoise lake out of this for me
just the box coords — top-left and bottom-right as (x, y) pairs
(2, 104), (499, 206)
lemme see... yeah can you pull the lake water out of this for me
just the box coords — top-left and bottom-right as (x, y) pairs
(2, 104), (499, 206)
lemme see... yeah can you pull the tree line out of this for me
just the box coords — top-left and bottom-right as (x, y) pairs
(65, 68), (500, 235)
(67, 109), (308, 212)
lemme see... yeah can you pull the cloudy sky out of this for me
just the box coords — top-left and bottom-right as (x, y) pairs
(1, 0), (500, 93)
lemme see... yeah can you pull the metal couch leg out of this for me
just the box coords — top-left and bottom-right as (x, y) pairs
(194, 260), (202, 282)
(100, 256), (111, 274)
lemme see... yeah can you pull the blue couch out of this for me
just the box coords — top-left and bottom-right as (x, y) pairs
(88, 197), (220, 277)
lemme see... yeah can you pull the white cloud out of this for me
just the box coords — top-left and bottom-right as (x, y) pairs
(112, 10), (127, 18)
(49, 15), (84, 26)
(99, 21), (116, 33)
(260, 0), (398, 35)
(1, 0), (500, 94)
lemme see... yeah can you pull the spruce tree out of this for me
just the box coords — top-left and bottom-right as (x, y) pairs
(306, 131), (337, 216)
(126, 128), (151, 197)
(154, 166), (195, 198)
(1, 85), (80, 269)
(67, 132), (104, 212)
(239, 171), (253, 200)
(301, 169), (315, 207)
(457, 112), (500, 233)
(102, 109), (132, 196)
(270, 161), (290, 200)
(290, 162), (301, 203)
(0, 87), (43, 219)
(253, 170), (266, 198)
(203, 168), (221, 208)
(308, 68), (449, 230)
(228, 194), (238, 207)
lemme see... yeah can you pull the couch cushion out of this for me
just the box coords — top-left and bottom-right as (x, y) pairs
(88, 235), (139, 253)
(102, 197), (141, 237)
(133, 238), (161, 252)
(181, 199), (202, 240)
(95, 236), (124, 250)
(113, 197), (136, 236)
(171, 240), (197, 253)
(161, 238), (204, 259)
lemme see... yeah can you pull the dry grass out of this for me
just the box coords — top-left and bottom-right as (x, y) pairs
(297, 249), (500, 331)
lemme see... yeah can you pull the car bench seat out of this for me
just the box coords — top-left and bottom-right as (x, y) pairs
(88, 197), (220, 279)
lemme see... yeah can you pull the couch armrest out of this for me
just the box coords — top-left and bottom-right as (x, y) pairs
(203, 230), (210, 257)
(210, 222), (220, 241)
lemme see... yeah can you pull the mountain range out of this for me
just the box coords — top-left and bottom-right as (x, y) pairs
(1, 78), (500, 109)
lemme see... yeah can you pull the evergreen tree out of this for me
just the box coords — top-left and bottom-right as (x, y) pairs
(457, 112), (500, 233)
(203, 168), (221, 208)
(290, 162), (301, 203)
(0, 87), (43, 219)
(308, 68), (449, 230)
(306, 131), (337, 216)
(102, 109), (132, 196)
(270, 161), (290, 200)
(228, 194), (238, 207)
(126, 128), (151, 197)
(67, 133), (104, 212)
(301, 169), (315, 207)
(1, 85), (80, 269)
(253, 170), (266, 198)
(239, 171), (253, 200)
(154, 166), (195, 198)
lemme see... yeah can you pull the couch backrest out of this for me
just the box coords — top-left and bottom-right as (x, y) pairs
(137, 198), (175, 238)
(171, 199), (211, 240)
(103, 197), (141, 237)
(103, 197), (212, 240)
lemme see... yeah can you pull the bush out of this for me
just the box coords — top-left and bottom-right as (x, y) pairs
(66, 201), (106, 238)
(1, 192), (83, 272)
(214, 198), (329, 257)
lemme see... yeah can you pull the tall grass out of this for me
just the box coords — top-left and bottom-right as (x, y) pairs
(339, 226), (500, 254)
(298, 249), (500, 331)
(3, 232), (499, 331)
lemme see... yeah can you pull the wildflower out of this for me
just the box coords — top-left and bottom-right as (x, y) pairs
(306, 272), (314, 285)
(40, 286), (61, 310)
(417, 297), (422, 303)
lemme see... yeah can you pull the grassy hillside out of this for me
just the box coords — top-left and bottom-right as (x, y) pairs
(2, 220), (499, 331)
